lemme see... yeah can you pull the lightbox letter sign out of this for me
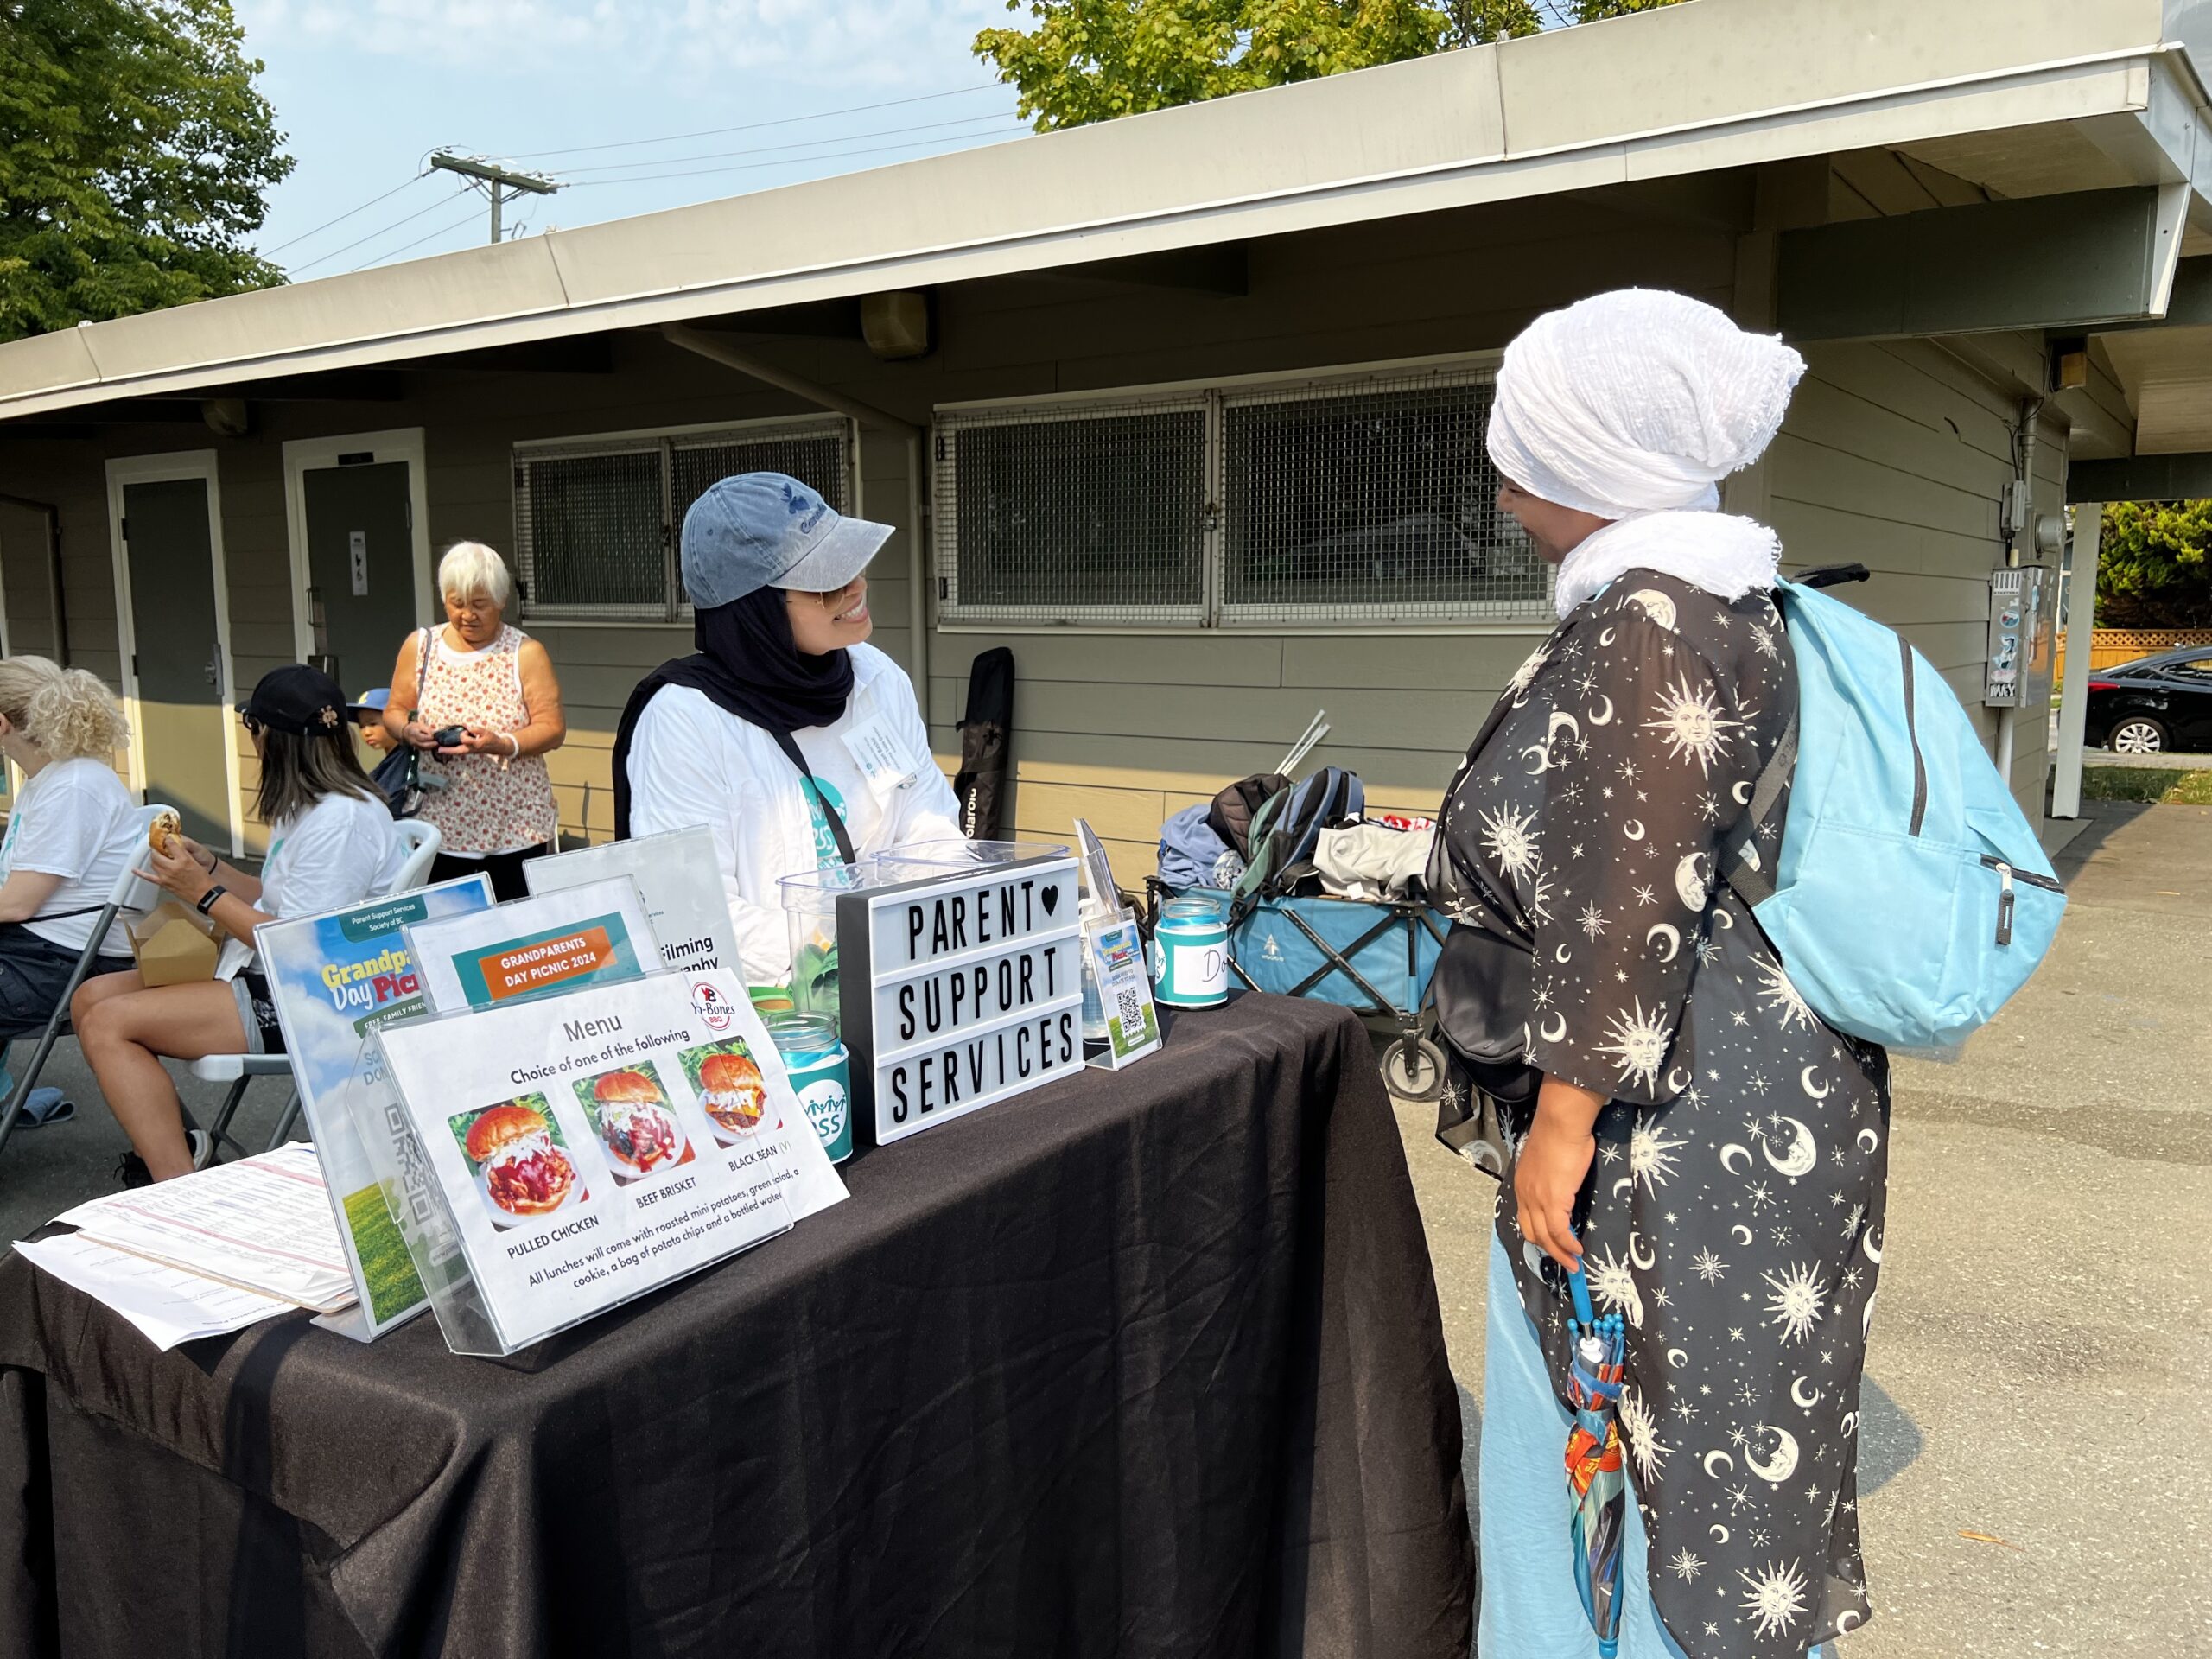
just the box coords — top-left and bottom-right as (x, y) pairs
(846, 856), (1083, 1145)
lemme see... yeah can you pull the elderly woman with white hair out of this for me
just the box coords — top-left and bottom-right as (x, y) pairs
(382, 541), (565, 899)
(1430, 290), (1878, 1658)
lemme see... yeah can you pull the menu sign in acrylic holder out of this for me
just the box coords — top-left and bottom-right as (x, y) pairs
(352, 966), (816, 1357)
(256, 874), (496, 1342)
(836, 846), (1083, 1146)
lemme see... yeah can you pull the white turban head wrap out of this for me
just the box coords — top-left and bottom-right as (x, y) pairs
(1487, 290), (1808, 617)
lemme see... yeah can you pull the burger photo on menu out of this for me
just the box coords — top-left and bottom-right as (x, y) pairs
(448, 1095), (587, 1229)
(573, 1061), (694, 1183)
(679, 1039), (770, 1145)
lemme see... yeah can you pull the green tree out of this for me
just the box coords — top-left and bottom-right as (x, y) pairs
(975, 0), (1690, 129)
(975, 1), (1529, 129)
(0, 0), (293, 342)
(2095, 501), (2212, 627)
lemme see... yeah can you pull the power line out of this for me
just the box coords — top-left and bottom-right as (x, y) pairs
(262, 172), (429, 257)
(509, 81), (1009, 162)
(562, 124), (1027, 189)
(349, 200), (499, 272)
(554, 110), (1020, 178)
(287, 184), (475, 274)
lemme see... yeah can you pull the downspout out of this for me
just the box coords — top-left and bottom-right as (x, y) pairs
(905, 434), (930, 724)
(659, 324), (928, 692)
(0, 493), (67, 667)
(1994, 397), (2044, 787)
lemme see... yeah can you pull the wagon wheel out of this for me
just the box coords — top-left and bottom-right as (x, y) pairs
(1382, 1033), (1447, 1103)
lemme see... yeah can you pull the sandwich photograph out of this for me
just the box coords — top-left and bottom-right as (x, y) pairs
(573, 1063), (694, 1183)
(449, 1096), (587, 1228)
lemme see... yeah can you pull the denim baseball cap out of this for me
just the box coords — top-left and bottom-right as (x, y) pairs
(679, 472), (893, 607)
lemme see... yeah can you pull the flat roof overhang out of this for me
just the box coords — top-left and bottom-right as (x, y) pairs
(6, 0), (2212, 425)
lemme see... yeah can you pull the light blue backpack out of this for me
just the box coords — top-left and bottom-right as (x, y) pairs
(1722, 574), (2065, 1054)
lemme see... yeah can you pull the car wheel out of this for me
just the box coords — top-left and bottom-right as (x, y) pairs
(2109, 716), (2166, 754)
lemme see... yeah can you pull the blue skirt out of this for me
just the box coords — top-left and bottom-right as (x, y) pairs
(1479, 1233), (1831, 1659)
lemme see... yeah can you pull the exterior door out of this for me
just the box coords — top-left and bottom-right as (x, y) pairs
(303, 461), (417, 699)
(118, 476), (232, 849)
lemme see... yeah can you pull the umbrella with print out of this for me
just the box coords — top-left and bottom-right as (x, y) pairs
(1564, 1265), (1629, 1657)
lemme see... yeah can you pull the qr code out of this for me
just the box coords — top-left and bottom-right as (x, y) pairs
(1114, 986), (1146, 1039)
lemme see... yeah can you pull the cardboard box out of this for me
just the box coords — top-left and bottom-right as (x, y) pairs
(128, 902), (221, 988)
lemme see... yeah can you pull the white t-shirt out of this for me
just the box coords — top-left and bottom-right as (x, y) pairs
(217, 790), (406, 979)
(625, 645), (963, 987)
(0, 759), (140, 957)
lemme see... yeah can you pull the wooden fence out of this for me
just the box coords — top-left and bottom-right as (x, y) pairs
(2056, 626), (2212, 680)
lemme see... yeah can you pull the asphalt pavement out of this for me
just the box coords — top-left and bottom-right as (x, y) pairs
(1394, 794), (2212, 1657)
(3, 799), (2204, 1656)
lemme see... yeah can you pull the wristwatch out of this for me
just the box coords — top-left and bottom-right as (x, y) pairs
(196, 884), (227, 916)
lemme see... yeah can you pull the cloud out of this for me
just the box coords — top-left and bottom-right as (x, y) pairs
(238, 0), (1007, 88)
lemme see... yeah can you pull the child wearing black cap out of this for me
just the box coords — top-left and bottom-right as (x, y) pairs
(72, 665), (409, 1185)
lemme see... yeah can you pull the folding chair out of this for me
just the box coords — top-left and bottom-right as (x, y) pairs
(0, 804), (172, 1166)
(198, 819), (443, 1163)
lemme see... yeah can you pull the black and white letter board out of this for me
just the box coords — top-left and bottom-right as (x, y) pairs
(836, 854), (1083, 1146)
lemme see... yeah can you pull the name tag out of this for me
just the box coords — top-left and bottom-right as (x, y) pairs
(842, 713), (915, 803)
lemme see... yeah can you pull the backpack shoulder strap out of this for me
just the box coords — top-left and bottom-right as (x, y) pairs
(1719, 708), (1796, 910)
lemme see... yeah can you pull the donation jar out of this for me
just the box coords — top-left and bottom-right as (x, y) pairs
(764, 1012), (853, 1165)
(1150, 896), (1230, 1008)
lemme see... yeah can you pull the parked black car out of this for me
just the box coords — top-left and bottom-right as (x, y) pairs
(2083, 647), (2212, 753)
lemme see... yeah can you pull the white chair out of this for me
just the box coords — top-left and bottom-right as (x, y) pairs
(0, 806), (170, 1163)
(197, 819), (444, 1163)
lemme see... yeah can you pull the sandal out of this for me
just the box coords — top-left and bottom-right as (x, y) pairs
(19, 1089), (72, 1128)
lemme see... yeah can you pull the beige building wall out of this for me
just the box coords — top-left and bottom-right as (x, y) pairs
(0, 169), (2075, 875)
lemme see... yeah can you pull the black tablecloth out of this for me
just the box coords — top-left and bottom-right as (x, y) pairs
(0, 995), (1472, 1659)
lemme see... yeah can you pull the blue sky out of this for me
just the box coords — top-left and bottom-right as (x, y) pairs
(235, 0), (1028, 279)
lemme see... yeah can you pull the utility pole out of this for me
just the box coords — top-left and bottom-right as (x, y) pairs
(428, 151), (560, 245)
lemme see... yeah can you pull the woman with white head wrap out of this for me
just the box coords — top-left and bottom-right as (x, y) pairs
(1427, 290), (1881, 1658)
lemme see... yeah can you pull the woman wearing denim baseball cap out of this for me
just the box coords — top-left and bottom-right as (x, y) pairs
(613, 473), (962, 994)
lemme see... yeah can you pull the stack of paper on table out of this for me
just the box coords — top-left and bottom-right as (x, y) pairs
(15, 1143), (358, 1351)
(13, 1234), (300, 1351)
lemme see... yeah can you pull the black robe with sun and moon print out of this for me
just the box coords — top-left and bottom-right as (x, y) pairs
(1433, 570), (1887, 1658)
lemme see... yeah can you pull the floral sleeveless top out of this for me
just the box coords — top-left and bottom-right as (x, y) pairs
(414, 624), (557, 856)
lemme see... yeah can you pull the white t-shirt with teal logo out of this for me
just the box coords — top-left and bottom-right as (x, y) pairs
(790, 728), (870, 869)
(0, 758), (139, 957)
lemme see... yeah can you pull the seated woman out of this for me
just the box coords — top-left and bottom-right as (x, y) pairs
(0, 658), (143, 1119)
(74, 665), (405, 1185)
(613, 472), (962, 996)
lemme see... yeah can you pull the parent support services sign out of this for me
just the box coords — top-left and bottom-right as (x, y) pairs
(842, 854), (1082, 1145)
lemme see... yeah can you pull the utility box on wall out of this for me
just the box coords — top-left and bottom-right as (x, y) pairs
(1984, 565), (2053, 708)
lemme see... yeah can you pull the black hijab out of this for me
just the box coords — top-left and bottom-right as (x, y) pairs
(611, 584), (855, 839)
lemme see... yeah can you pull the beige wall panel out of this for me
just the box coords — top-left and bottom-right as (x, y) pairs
(1011, 779), (1168, 847)
(1768, 434), (2002, 545)
(1802, 345), (2019, 466)
(1783, 375), (2015, 491)
(931, 677), (1490, 756)
(1281, 633), (1534, 693)
(931, 633), (1283, 690)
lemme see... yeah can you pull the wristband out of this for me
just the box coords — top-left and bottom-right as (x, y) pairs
(196, 884), (227, 916)
(506, 733), (521, 758)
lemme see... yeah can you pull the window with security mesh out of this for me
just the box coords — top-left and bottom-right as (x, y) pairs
(935, 403), (1206, 624)
(512, 445), (668, 620)
(513, 416), (851, 620)
(670, 425), (849, 549)
(1220, 370), (1545, 622)
(933, 364), (1548, 628)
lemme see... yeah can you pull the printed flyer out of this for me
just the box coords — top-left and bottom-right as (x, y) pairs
(406, 875), (655, 1014)
(524, 827), (739, 979)
(370, 967), (814, 1353)
(257, 874), (497, 1339)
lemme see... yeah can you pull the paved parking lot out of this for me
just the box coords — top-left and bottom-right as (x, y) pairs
(4, 800), (2205, 1656)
